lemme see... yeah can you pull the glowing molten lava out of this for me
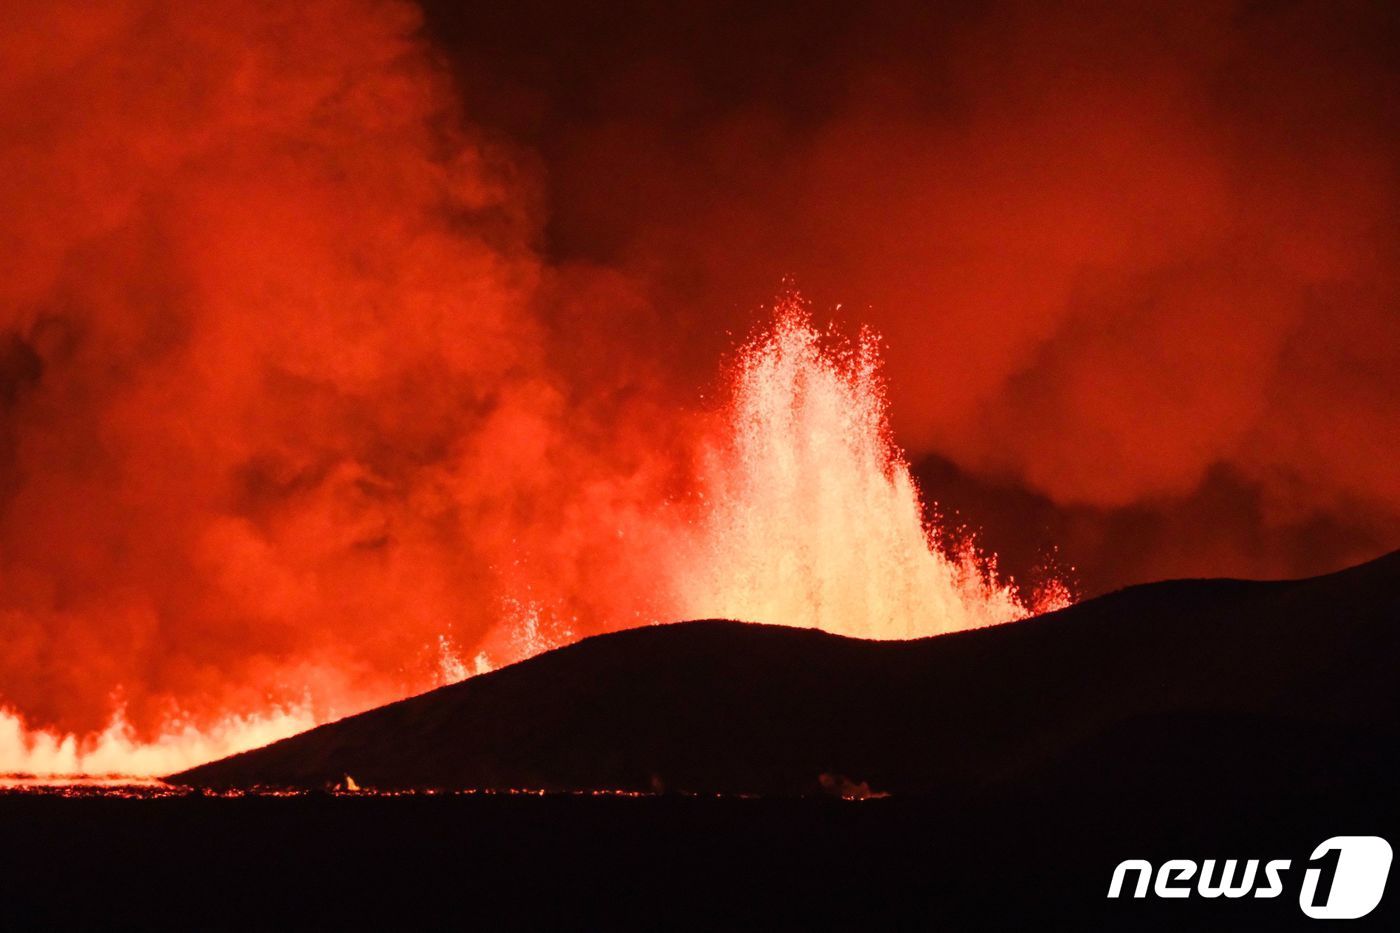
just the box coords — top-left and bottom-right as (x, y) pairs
(0, 705), (314, 779)
(0, 295), (1068, 779)
(675, 294), (1064, 639)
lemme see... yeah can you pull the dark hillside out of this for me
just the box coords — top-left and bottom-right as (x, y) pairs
(169, 550), (1400, 796)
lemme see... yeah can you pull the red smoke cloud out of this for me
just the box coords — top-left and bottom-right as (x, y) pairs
(0, 0), (663, 738)
(481, 0), (1397, 586)
(799, 2), (1398, 513)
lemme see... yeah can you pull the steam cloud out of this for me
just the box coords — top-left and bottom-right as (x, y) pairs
(0, 0), (670, 739)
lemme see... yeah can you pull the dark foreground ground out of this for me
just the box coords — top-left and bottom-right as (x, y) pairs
(2, 784), (1395, 931)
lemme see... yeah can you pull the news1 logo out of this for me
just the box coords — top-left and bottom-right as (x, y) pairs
(1108, 836), (1393, 919)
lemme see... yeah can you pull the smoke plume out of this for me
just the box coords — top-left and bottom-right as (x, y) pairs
(0, 0), (604, 740)
(436, 0), (1398, 590)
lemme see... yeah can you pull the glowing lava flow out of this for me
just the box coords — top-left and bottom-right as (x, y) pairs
(0, 706), (315, 779)
(673, 294), (1068, 639)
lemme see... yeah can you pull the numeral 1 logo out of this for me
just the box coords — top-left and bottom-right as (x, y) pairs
(1299, 836), (1392, 920)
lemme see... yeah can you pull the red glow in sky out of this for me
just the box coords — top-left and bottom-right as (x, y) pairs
(0, 0), (1395, 769)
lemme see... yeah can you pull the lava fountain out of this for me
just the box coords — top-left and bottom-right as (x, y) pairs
(673, 293), (1067, 640)
(0, 294), (1068, 778)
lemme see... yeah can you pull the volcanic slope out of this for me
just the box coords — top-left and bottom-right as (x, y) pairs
(169, 549), (1400, 795)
